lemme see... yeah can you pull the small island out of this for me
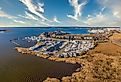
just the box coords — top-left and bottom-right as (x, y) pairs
(0, 29), (7, 33)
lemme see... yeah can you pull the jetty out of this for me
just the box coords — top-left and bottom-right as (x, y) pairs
(10, 40), (21, 46)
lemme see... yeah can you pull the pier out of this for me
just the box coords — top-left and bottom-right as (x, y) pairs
(10, 40), (21, 46)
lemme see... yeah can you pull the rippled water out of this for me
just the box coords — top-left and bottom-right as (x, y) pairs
(0, 27), (85, 82)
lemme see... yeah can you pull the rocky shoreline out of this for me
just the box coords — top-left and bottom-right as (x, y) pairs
(15, 47), (38, 55)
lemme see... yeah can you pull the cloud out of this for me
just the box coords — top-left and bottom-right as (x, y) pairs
(53, 16), (61, 23)
(25, 12), (39, 20)
(0, 8), (16, 19)
(85, 14), (107, 26)
(91, 0), (121, 26)
(84, 10), (120, 27)
(19, 0), (49, 21)
(98, 0), (121, 19)
(67, 0), (88, 20)
(0, 8), (27, 25)
(40, 21), (50, 26)
(13, 19), (25, 24)
(18, 11), (39, 20)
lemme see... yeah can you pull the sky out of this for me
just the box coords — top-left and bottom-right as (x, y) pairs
(0, 0), (121, 27)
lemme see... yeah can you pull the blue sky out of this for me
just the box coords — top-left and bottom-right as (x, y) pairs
(0, 0), (121, 27)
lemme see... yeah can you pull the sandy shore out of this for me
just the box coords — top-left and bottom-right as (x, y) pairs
(16, 33), (121, 82)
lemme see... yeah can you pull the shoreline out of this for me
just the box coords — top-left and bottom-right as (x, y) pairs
(15, 29), (121, 82)
(0, 27), (120, 28)
(16, 41), (121, 82)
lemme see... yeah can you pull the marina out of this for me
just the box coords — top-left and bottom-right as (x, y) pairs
(15, 27), (121, 59)
(1, 0), (121, 81)
(1, 27), (121, 82)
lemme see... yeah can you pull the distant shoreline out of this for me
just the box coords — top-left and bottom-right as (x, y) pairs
(0, 30), (8, 33)
(0, 27), (120, 28)
(0, 29), (7, 31)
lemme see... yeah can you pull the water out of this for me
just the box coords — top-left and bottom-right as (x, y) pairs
(0, 27), (87, 82)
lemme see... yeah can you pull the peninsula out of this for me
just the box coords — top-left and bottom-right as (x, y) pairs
(15, 27), (121, 82)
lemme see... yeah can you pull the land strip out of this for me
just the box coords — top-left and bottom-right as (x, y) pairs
(15, 29), (121, 82)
